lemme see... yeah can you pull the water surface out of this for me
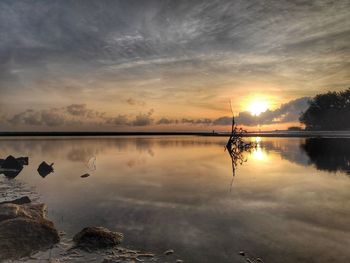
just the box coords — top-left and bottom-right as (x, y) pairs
(1, 136), (349, 263)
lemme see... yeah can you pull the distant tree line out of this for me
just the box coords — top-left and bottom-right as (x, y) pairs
(300, 88), (350, 130)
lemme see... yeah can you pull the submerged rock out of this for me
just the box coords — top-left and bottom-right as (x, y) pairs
(37, 161), (54, 178)
(73, 226), (123, 250)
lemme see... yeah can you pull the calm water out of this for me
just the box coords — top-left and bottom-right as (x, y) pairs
(1, 136), (350, 263)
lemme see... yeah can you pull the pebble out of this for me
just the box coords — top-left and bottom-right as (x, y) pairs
(238, 251), (245, 256)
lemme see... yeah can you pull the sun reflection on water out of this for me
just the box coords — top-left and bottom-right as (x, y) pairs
(251, 137), (268, 161)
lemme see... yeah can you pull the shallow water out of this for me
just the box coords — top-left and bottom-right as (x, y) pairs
(1, 136), (350, 263)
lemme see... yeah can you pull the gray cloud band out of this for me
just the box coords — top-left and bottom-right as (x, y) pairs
(5, 97), (309, 127)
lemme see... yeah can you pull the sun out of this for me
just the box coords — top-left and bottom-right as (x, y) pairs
(248, 99), (268, 116)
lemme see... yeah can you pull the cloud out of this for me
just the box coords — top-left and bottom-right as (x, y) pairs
(7, 109), (65, 127)
(157, 118), (175, 125)
(0, 0), (348, 128)
(5, 104), (106, 128)
(107, 115), (129, 126)
(132, 109), (154, 126)
(66, 104), (88, 116)
(0, 97), (318, 129)
(106, 109), (155, 126)
(181, 118), (212, 125)
(212, 116), (232, 126)
(213, 97), (310, 126)
(66, 104), (105, 118)
(126, 98), (146, 106)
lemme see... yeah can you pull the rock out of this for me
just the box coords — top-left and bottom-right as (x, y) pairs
(0, 201), (59, 260)
(37, 161), (54, 178)
(0, 155), (26, 178)
(17, 157), (29, 166)
(73, 226), (123, 250)
(238, 251), (245, 256)
(176, 260), (184, 263)
(81, 173), (90, 178)
(164, 249), (174, 255)
(1, 155), (22, 170)
(0, 204), (30, 222)
(0, 217), (60, 260)
(0, 196), (31, 205)
(0, 168), (23, 178)
(0, 203), (46, 222)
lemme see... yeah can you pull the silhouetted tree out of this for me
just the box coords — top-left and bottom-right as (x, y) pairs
(300, 88), (350, 130)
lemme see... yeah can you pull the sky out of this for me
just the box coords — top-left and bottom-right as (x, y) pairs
(0, 0), (349, 132)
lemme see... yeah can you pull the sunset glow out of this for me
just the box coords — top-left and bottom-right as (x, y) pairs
(248, 99), (269, 116)
(0, 1), (348, 132)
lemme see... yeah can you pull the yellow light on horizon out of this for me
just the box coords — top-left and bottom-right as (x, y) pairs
(248, 99), (268, 116)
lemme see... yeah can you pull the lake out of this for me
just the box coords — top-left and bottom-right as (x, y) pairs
(1, 136), (350, 263)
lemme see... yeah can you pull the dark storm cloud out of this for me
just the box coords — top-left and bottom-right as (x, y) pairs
(213, 97), (310, 126)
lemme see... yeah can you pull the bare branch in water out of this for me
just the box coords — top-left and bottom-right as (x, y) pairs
(225, 103), (256, 191)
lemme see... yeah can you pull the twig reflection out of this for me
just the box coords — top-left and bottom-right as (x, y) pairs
(225, 111), (255, 191)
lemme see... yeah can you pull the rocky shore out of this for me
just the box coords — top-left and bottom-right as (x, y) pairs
(0, 196), (184, 263)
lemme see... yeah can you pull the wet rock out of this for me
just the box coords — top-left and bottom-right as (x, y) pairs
(0, 196), (31, 205)
(17, 157), (29, 166)
(0, 201), (59, 260)
(0, 204), (30, 222)
(73, 226), (123, 250)
(81, 173), (90, 178)
(164, 249), (174, 255)
(238, 251), (245, 256)
(0, 155), (27, 178)
(0, 217), (60, 260)
(0, 203), (46, 222)
(0, 168), (23, 178)
(37, 161), (54, 177)
(1, 155), (22, 170)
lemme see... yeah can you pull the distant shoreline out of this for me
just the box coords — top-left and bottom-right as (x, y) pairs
(1, 131), (350, 138)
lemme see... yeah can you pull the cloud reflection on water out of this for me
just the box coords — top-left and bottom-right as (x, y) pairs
(0, 136), (349, 263)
